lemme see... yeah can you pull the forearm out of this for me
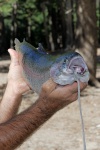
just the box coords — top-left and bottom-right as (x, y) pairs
(0, 82), (22, 123)
(0, 97), (59, 150)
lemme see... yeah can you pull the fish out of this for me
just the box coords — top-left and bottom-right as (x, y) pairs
(14, 38), (89, 93)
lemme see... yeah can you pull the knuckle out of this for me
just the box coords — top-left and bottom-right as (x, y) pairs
(41, 83), (47, 92)
(69, 88), (77, 95)
(80, 82), (87, 91)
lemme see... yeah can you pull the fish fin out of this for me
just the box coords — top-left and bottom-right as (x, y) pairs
(14, 38), (21, 51)
(22, 39), (38, 52)
(23, 38), (26, 42)
(37, 43), (47, 54)
(15, 38), (21, 45)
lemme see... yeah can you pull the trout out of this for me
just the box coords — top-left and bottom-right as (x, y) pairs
(14, 38), (89, 93)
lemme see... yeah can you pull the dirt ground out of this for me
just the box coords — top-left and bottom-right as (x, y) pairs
(0, 52), (100, 150)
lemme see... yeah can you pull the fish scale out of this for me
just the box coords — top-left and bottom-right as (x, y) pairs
(22, 53), (50, 93)
(15, 38), (89, 150)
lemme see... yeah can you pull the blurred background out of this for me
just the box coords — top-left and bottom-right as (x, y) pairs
(0, 1), (100, 150)
(0, 0), (100, 86)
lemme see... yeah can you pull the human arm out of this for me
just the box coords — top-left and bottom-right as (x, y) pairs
(0, 49), (30, 123)
(0, 79), (87, 150)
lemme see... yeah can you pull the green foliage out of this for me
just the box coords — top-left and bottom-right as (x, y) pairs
(0, 0), (47, 48)
(16, 0), (45, 45)
(0, 0), (17, 16)
(0, 0), (99, 54)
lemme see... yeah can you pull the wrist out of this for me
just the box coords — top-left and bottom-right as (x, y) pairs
(37, 97), (60, 117)
(7, 79), (30, 96)
(7, 81), (22, 97)
(0, 82), (22, 123)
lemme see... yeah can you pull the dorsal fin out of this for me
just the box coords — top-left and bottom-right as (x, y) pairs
(37, 43), (47, 54)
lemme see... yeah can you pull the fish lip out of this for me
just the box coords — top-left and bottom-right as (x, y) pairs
(68, 55), (87, 70)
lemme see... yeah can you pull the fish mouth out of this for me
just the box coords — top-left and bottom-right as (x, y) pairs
(50, 54), (89, 85)
(68, 56), (88, 75)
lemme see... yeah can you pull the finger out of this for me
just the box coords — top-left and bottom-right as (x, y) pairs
(55, 81), (87, 97)
(68, 81), (88, 94)
(80, 82), (88, 91)
(41, 78), (57, 96)
(67, 93), (78, 104)
(8, 49), (19, 66)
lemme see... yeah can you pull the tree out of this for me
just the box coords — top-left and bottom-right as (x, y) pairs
(10, 2), (17, 48)
(0, 0), (17, 54)
(75, 0), (100, 87)
(0, 13), (5, 54)
(45, 0), (73, 51)
(66, 0), (73, 47)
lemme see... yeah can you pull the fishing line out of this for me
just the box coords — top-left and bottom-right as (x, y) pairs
(75, 74), (87, 150)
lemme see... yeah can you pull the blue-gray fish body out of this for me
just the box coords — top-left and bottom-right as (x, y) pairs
(15, 39), (89, 93)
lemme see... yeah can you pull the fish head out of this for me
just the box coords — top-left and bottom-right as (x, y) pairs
(50, 52), (89, 85)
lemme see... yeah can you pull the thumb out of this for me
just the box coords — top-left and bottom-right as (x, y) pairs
(40, 78), (57, 97)
(8, 49), (19, 66)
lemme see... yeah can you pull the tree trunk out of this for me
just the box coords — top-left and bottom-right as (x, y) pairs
(10, 2), (17, 48)
(48, 0), (73, 51)
(66, 0), (73, 47)
(75, 0), (100, 87)
(27, 18), (31, 42)
(47, 3), (59, 51)
(0, 14), (5, 55)
(58, 0), (67, 49)
(40, 2), (51, 51)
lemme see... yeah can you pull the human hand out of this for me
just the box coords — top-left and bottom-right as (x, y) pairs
(39, 79), (87, 111)
(0, 49), (31, 123)
(8, 49), (30, 96)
